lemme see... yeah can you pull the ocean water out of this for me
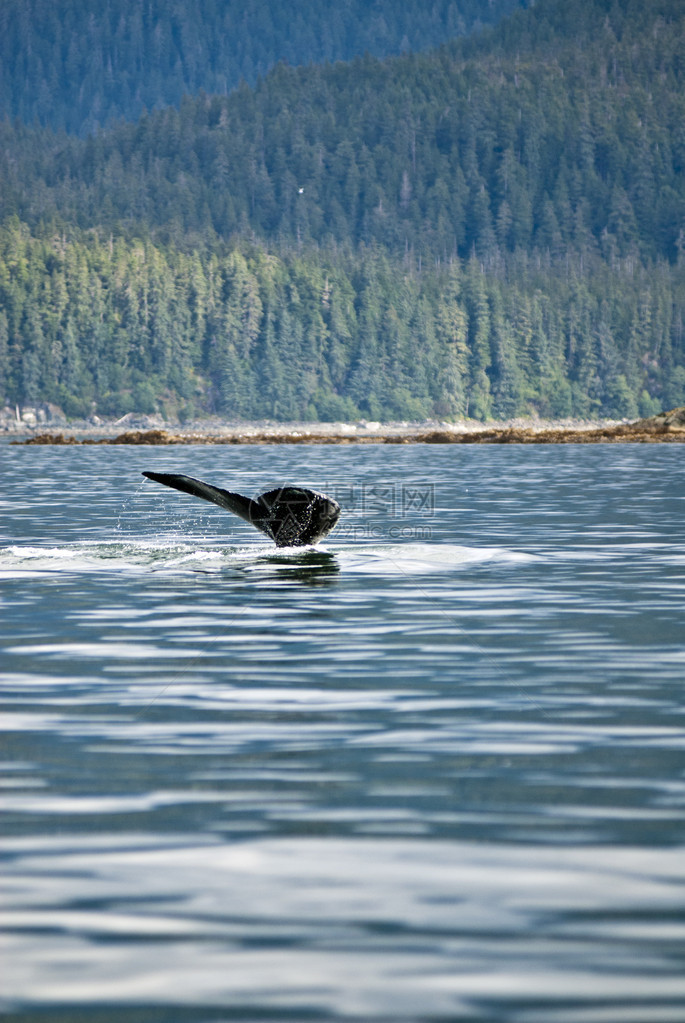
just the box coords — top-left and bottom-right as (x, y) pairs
(1, 441), (684, 1023)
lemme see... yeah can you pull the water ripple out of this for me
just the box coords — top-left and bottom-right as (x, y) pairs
(2, 442), (685, 1020)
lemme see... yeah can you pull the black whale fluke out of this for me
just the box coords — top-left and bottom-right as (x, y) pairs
(142, 471), (340, 547)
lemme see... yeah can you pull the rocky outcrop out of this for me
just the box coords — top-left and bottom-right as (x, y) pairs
(1, 404), (68, 432)
(634, 406), (685, 432)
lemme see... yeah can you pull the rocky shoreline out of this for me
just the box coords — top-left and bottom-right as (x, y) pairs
(7, 406), (685, 445)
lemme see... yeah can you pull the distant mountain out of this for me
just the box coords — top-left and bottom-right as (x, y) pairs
(0, 0), (525, 135)
(3, 0), (683, 264)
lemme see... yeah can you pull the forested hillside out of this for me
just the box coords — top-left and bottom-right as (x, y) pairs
(1, 0), (684, 422)
(0, 0), (524, 135)
(4, 0), (684, 264)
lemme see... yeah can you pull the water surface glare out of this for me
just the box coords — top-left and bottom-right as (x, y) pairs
(1, 442), (684, 1022)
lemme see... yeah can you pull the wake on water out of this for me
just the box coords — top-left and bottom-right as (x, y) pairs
(0, 539), (536, 580)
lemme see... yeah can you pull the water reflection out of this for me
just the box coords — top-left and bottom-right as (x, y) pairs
(253, 548), (340, 584)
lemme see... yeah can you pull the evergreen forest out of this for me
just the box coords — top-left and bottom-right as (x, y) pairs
(0, 0), (526, 135)
(1, 0), (684, 423)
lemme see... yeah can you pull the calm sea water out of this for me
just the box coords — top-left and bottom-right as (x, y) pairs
(1, 441), (684, 1023)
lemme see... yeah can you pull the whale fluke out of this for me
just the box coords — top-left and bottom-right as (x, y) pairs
(142, 471), (340, 547)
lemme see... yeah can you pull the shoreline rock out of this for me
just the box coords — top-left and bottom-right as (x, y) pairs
(12, 407), (685, 445)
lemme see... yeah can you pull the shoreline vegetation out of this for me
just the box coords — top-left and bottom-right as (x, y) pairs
(11, 407), (685, 446)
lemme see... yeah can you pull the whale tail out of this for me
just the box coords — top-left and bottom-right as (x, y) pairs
(142, 471), (255, 520)
(142, 471), (340, 547)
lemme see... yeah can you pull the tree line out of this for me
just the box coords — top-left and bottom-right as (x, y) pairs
(2, 218), (682, 421)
